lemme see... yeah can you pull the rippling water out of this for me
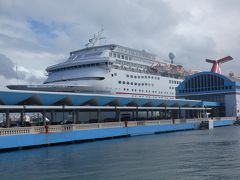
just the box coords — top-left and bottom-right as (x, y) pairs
(1, 126), (240, 180)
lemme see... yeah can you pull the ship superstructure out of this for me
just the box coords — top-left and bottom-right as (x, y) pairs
(8, 32), (195, 99)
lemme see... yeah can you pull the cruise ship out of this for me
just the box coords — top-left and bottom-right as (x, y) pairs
(7, 32), (195, 99)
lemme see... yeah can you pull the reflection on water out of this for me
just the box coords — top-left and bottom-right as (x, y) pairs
(1, 126), (240, 180)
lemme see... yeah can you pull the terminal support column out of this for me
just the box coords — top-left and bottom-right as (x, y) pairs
(136, 106), (139, 121)
(20, 110), (24, 126)
(71, 111), (75, 123)
(151, 109), (154, 120)
(97, 109), (101, 123)
(115, 107), (121, 122)
(42, 110), (46, 126)
(50, 110), (55, 124)
(6, 109), (10, 128)
(75, 110), (79, 124)
(147, 109), (149, 120)
(178, 107), (181, 119)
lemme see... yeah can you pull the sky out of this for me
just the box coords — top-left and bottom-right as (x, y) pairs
(0, 0), (240, 89)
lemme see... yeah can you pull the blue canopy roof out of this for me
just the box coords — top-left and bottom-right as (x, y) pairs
(0, 90), (219, 107)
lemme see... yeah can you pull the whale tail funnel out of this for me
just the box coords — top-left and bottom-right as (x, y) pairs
(206, 56), (233, 74)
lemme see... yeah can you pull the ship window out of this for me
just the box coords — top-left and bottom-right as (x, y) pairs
(121, 55), (124, 59)
(127, 82), (129, 85)
(145, 83), (147, 85)
(131, 82), (133, 85)
(114, 53), (116, 58)
(151, 76), (153, 79)
(111, 74), (114, 77)
(142, 83), (144, 86)
(138, 83), (140, 86)
(126, 74), (129, 77)
(134, 83), (137, 85)
(145, 76), (147, 78)
(141, 76), (144, 78)
(134, 76), (137, 78)
(114, 73), (117, 76)
(129, 56), (132, 60)
(117, 54), (120, 58)
(130, 75), (133, 78)
(138, 76), (140, 78)
(118, 81), (121, 84)
(123, 81), (125, 84)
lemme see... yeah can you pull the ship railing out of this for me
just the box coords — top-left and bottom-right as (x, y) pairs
(98, 122), (124, 128)
(0, 127), (31, 136)
(0, 118), (236, 136)
(212, 116), (236, 121)
(112, 64), (187, 79)
(143, 120), (172, 125)
(31, 126), (45, 133)
(73, 123), (101, 130)
(47, 125), (73, 132)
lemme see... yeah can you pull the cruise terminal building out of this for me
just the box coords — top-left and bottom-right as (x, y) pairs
(176, 61), (240, 117)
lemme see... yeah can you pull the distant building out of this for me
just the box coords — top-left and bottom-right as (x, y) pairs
(176, 71), (240, 117)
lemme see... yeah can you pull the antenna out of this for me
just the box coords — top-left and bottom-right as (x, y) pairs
(85, 28), (106, 48)
(169, 52), (175, 64)
(205, 56), (233, 74)
(15, 65), (19, 84)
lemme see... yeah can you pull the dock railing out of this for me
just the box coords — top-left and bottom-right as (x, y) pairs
(0, 117), (236, 136)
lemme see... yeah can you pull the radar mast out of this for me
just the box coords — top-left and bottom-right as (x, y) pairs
(169, 52), (175, 64)
(85, 29), (106, 48)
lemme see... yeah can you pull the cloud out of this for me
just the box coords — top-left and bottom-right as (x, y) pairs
(0, 54), (45, 88)
(0, 54), (18, 79)
(0, 0), (239, 84)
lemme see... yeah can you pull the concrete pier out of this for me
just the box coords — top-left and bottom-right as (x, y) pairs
(0, 118), (236, 151)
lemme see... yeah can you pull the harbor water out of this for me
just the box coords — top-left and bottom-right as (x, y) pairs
(1, 126), (240, 180)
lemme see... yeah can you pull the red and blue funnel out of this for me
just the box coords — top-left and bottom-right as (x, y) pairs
(206, 56), (233, 74)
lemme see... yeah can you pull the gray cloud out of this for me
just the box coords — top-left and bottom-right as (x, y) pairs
(0, 0), (239, 81)
(0, 54), (17, 79)
(0, 53), (44, 84)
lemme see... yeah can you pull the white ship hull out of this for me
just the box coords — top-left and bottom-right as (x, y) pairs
(8, 43), (192, 100)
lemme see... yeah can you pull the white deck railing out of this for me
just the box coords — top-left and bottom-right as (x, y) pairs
(0, 117), (236, 136)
